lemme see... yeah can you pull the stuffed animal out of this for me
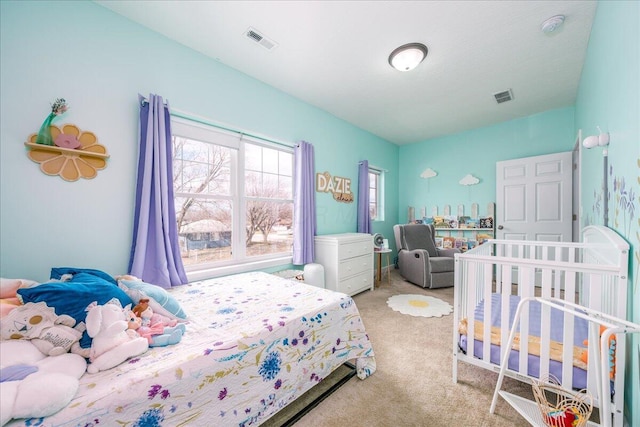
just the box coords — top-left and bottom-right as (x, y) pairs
(0, 301), (88, 357)
(84, 299), (148, 373)
(580, 325), (616, 380)
(127, 299), (185, 347)
(0, 340), (86, 426)
(0, 278), (38, 318)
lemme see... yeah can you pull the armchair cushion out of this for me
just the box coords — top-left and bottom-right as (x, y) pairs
(398, 224), (437, 256)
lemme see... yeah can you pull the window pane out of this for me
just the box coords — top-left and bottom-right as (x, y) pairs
(278, 176), (292, 199)
(245, 143), (261, 171)
(173, 136), (232, 196)
(175, 197), (232, 266)
(262, 147), (278, 174)
(245, 201), (293, 257)
(279, 151), (292, 176)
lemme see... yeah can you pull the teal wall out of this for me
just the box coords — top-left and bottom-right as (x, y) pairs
(575, 1), (639, 425)
(398, 107), (575, 221)
(0, 1), (399, 282)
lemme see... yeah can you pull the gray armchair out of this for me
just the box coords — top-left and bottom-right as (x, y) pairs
(393, 223), (459, 288)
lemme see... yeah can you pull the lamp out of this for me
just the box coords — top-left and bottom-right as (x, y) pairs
(389, 43), (428, 72)
(582, 126), (610, 149)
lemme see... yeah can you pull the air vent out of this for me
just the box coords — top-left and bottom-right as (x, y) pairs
(245, 27), (278, 51)
(493, 89), (514, 104)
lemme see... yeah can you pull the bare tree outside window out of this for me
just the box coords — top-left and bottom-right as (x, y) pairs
(171, 122), (294, 269)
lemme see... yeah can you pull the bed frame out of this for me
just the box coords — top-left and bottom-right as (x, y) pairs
(452, 226), (631, 427)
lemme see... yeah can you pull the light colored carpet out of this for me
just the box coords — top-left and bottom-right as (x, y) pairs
(290, 269), (534, 427)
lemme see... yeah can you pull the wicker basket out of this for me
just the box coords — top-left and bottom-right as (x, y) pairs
(532, 376), (593, 427)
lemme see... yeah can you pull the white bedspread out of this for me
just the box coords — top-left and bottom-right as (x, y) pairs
(6, 271), (376, 427)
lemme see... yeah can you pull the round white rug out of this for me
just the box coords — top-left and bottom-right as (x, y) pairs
(386, 294), (453, 318)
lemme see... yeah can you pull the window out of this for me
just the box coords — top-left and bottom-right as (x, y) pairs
(171, 118), (294, 272)
(369, 167), (384, 221)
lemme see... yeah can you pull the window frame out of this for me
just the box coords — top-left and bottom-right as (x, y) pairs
(171, 117), (294, 280)
(369, 166), (384, 222)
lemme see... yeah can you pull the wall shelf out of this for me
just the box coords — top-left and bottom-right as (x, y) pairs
(25, 124), (109, 182)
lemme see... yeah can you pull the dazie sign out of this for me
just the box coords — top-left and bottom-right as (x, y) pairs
(316, 171), (353, 203)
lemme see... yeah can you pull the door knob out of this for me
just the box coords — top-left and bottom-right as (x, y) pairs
(498, 225), (504, 230)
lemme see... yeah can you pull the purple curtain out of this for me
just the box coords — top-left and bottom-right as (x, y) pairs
(128, 94), (188, 288)
(292, 141), (316, 265)
(357, 160), (372, 233)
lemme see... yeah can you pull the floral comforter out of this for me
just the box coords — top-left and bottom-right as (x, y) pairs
(8, 272), (376, 427)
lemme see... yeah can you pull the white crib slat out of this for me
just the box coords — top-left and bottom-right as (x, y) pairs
(481, 262), (493, 364)
(467, 260), (478, 363)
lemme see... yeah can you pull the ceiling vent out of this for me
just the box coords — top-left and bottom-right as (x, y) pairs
(493, 89), (514, 104)
(245, 27), (278, 51)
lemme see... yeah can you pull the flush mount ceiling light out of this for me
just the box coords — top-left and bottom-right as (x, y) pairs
(541, 15), (565, 33)
(388, 43), (428, 72)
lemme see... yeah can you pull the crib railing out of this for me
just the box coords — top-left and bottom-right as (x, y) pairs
(452, 226), (630, 427)
(489, 297), (640, 427)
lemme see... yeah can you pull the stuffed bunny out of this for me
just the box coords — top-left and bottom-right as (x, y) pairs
(84, 300), (148, 374)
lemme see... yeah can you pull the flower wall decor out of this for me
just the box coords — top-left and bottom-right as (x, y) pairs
(25, 99), (109, 181)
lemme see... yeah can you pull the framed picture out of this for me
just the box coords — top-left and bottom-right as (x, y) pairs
(434, 237), (444, 249)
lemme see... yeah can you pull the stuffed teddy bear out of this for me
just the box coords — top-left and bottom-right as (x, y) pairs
(1, 301), (88, 357)
(85, 299), (148, 374)
(0, 340), (86, 426)
(127, 299), (185, 347)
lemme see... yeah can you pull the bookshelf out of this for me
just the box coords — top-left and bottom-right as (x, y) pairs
(408, 202), (495, 251)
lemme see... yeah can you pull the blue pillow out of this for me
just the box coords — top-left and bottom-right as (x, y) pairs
(17, 273), (133, 348)
(50, 267), (117, 285)
(118, 279), (187, 320)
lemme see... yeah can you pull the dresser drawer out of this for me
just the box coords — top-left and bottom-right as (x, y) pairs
(339, 241), (372, 259)
(338, 271), (373, 296)
(338, 255), (373, 280)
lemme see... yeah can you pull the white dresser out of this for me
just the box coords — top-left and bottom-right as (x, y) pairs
(314, 233), (374, 296)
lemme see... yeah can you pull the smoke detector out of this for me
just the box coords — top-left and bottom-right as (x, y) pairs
(541, 15), (565, 33)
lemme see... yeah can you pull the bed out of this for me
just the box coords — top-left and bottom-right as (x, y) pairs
(5, 271), (376, 427)
(452, 226), (630, 427)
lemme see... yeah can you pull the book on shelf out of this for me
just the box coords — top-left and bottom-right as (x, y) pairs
(434, 237), (444, 249)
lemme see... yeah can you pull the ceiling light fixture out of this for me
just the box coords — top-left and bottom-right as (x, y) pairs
(541, 15), (565, 33)
(388, 43), (428, 72)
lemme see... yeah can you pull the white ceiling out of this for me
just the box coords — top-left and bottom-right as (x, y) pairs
(95, 1), (597, 145)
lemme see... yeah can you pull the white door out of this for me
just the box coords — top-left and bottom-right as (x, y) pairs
(496, 152), (573, 242)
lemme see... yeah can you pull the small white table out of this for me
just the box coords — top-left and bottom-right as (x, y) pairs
(374, 249), (392, 287)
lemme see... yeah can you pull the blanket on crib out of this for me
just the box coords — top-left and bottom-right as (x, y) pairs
(458, 318), (587, 370)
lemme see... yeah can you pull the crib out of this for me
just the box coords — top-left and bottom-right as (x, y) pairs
(452, 226), (632, 427)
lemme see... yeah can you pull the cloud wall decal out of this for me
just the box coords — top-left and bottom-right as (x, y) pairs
(420, 168), (437, 179)
(459, 174), (480, 186)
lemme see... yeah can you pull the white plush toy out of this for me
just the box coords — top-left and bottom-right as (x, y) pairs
(85, 299), (148, 374)
(0, 340), (87, 426)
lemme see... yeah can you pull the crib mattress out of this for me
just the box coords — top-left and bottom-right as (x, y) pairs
(459, 293), (589, 388)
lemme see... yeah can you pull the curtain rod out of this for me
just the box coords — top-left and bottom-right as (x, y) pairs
(170, 108), (294, 149)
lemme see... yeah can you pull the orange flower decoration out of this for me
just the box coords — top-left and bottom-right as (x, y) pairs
(25, 124), (109, 181)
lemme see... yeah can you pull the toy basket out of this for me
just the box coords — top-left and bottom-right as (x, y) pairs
(532, 375), (593, 427)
